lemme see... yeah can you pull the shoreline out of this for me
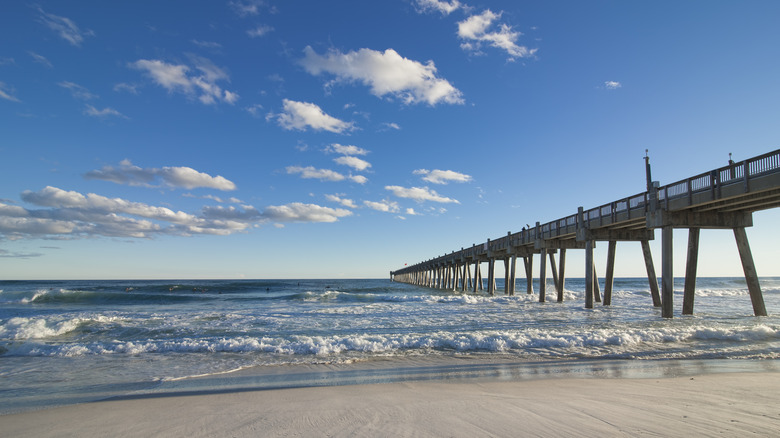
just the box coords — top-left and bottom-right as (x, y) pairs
(2, 362), (779, 437)
(147, 356), (780, 396)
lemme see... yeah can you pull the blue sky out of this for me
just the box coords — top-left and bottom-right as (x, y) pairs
(1, 0), (779, 280)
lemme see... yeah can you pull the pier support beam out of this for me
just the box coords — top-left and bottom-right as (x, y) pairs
(556, 249), (566, 302)
(549, 252), (559, 295)
(682, 228), (700, 315)
(524, 256), (534, 294)
(539, 251), (547, 302)
(734, 227), (768, 316)
(473, 261), (482, 293)
(662, 226), (674, 318)
(603, 241), (616, 306)
(503, 258), (511, 295)
(641, 240), (662, 307)
(487, 258), (495, 296)
(585, 240), (594, 309)
(509, 255), (517, 296)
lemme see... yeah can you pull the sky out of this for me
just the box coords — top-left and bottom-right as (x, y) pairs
(1, 0), (780, 280)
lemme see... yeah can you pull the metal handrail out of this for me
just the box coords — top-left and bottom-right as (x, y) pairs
(393, 149), (780, 275)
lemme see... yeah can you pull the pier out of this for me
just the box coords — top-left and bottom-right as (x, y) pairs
(391, 149), (780, 318)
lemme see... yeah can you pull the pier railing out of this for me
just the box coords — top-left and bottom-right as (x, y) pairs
(394, 149), (780, 273)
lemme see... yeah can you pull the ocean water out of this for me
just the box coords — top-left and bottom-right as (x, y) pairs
(1, 277), (779, 414)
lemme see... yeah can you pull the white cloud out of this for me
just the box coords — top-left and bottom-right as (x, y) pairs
(325, 194), (358, 209)
(325, 143), (369, 156)
(413, 169), (473, 184)
(381, 122), (401, 131)
(84, 105), (127, 119)
(162, 166), (237, 190)
(201, 205), (261, 221)
(230, 0), (265, 16)
(59, 81), (97, 100)
(415, 0), (462, 15)
(300, 46), (463, 106)
(457, 10), (536, 60)
(334, 155), (371, 171)
(6, 186), (259, 239)
(1, 186), (351, 240)
(405, 208), (419, 215)
(0, 82), (20, 103)
(85, 160), (237, 191)
(605, 81), (622, 90)
(273, 99), (354, 133)
(113, 82), (140, 94)
(186, 193), (243, 204)
(28, 51), (53, 68)
(245, 103), (264, 117)
(247, 25), (273, 37)
(287, 166), (366, 184)
(131, 58), (239, 105)
(349, 175), (368, 184)
(261, 202), (352, 223)
(363, 200), (400, 213)
(37, 7), (94, 47)
(286, 166), (346, 182)
(385, 185), (459, 203)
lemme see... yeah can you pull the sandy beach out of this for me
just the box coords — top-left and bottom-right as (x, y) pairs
(3, 369), (779, 437)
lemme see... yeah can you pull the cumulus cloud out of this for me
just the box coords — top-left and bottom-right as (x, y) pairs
(350, 175), (368, 185)
(273, 99), (354, 133)
(363, 199), (400, 213)
(84, 160), (237, 191)
(261, 202), (352, 223)
(4, 187), (207, 239)
(0, 82), (21, 103)
(300, 46), (463, 106)
(385, 185), (459, 203)
(131, 58), (239, 105)
(37, 7), (94, 47)
(413, 169), (472, 184)
(1, 185), (352, 240)
(325, 143), (368, 156)
(415, 0), (462, 15)
(286, 166), (346, 182)
(185, 193), (243, 204)
(605, 80), (622, 90)
(457, 9), (536, 60)
(334, 156), (371, 171)
(325, 194), (358, 209)
(286, 166), (366, 184)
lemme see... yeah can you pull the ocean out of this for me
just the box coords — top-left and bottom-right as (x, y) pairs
(1, 277), (779, 415)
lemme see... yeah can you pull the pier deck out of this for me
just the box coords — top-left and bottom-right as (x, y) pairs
(391, 149), (780, 318)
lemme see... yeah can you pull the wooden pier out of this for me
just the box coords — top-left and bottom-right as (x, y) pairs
(391, 149), (780, 318)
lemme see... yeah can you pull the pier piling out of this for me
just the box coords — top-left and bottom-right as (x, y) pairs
(392, 149), (780, 318)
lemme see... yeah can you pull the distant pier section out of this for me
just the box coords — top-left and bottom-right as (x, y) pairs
(391, 149), (780, 318)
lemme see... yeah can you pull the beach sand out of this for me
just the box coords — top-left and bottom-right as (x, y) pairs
(2, 370), (779, 437)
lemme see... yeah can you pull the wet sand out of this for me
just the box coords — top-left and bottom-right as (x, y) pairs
(2, 364), (779, 437)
